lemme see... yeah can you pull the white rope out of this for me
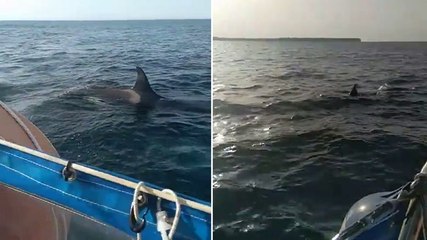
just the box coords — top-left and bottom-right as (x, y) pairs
(0, 101), (42, 151)
(156, 189), (181, 240)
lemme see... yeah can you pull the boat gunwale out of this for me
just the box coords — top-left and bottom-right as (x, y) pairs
(0, 138), (212, 214)
(397, 161), (427, 239)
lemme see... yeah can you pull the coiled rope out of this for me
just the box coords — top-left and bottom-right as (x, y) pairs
(131, 182), (181, 240)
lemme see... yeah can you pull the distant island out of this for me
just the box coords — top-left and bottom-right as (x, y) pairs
(213, 37), (362, 42)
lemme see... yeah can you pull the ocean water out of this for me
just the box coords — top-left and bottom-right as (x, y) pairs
(0, 20), (211, 201)
(213, 40), (427, 239)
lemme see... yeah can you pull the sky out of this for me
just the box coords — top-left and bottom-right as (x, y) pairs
(213, 0), (427, 41)
(0, 0), (210, 20)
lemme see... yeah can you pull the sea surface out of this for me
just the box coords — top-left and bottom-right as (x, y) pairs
(213, 40), (427, 239)
(0, 20), (211, 201)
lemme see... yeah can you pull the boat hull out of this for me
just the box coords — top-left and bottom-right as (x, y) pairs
(0, 103), (58, 156)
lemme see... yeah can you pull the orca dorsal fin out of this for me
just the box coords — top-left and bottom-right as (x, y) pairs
(349, 84), (358, 96)
(133, 66), (155, 94)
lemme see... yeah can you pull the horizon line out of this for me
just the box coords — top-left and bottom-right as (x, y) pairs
(213, 36), (362, 42)
(213, 36), (427, 43)
(0, 18), (211, 22)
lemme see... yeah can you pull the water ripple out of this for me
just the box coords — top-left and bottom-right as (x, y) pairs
(213, 40), (427, 239)
(0, 20), (211, 201)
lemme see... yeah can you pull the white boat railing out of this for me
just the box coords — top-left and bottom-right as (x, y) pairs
(0, 138), (211, 214)
(397, 161), (427, 240)
(332, 161), (427, 240)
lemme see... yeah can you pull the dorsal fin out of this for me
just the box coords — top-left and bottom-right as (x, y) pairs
(133, 66), (156, 94)
(349, 84), (358, 96)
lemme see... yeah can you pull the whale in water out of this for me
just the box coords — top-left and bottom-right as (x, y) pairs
(79, 66), (210, 113)
(349, 84), (358, 96)
(88, 66), (162, 106)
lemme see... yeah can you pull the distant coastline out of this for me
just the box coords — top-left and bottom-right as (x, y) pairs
(0, 19), (210, 22)
(213, 37), (362, 42)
